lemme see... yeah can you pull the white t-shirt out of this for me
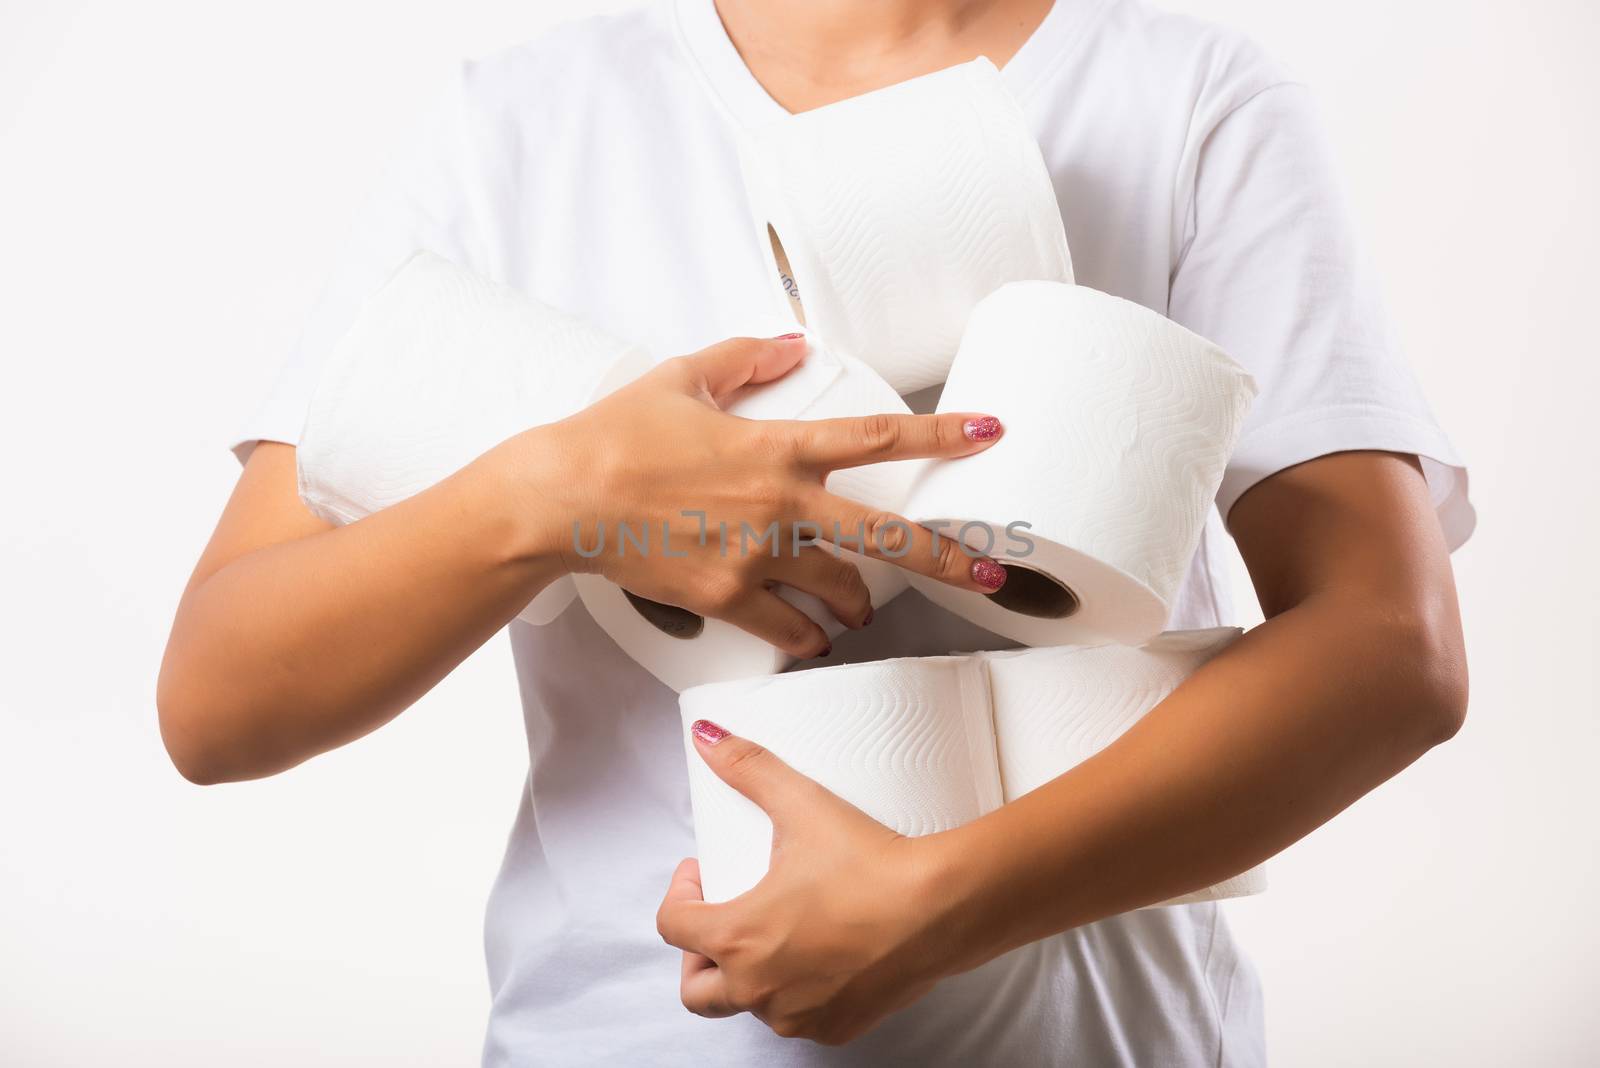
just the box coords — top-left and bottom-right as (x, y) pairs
(236, 1), (1473, 1064)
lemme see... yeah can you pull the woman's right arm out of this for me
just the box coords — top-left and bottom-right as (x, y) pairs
(158, 335), (1005, 784)
(156, 433), (563, 784)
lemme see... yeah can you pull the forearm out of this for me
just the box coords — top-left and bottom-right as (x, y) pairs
(158, 435), (568, 783)
(158, 335), (1010, 785)
(933, 586), (1467, 971)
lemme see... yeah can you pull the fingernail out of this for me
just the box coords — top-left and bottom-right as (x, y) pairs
(691, 719), (730, 746)
(971, 559), (1007, 591)
(772, 332), (805, 341)
(962, 416), (1003, 442)
(861, 607), (874, 627)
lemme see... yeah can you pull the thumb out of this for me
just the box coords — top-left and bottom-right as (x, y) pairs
(676, 334), (808, 407)
(689, 719), (819, 822)
(655, 858), (719, 957)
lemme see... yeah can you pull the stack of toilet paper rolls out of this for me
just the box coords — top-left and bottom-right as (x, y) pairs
(294, 57), (1268, 912)
(674, 58), (1266, 907)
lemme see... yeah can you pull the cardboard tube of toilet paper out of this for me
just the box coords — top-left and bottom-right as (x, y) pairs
(737, 58), (1074, 395)
(681, 655), (1001, 902)
(982, 628), (1266, 906)
(297, 250), (650, 626)
(903, 281), (1257, 647)
(573, 338), (918, 692)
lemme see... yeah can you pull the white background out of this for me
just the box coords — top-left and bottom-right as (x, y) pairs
(2, 1), (1596, 1064)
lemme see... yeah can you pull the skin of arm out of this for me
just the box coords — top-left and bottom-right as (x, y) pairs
(157, 335), (1008, 784)
(656, 450), (1468, 1044)
(157, 439), (564, 784)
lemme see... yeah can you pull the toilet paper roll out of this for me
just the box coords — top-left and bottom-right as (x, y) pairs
(903, 281), (1258, 647)
(680, 656), (1001, 903)
(737, 58), (1074, 395)
(985, 629), (1266, 905)
(574, 339), (919, 692)
(681, 631), (1265, 906)
(297, 250), (647, 625)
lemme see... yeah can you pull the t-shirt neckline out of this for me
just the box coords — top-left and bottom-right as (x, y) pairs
(671, 0), (1105, 130)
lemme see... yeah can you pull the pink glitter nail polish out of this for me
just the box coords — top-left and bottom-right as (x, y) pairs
(691, 719), (730, 746)
(971, 559), (1007, 591)
(772, 332), (806, 341)
(963, 416), (1003, 442)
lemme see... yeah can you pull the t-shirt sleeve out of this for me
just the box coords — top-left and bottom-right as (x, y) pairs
(230, 63), (505, 463)
(1169, 82), (1475, 549)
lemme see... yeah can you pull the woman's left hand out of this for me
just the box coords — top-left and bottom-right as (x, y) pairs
(655, 721), (969, 1046)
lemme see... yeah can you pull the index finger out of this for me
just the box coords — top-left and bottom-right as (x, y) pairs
(790, 412), (1003, 472)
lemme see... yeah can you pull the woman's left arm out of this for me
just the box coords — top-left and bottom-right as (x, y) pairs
(657, 449), (1467, 1044)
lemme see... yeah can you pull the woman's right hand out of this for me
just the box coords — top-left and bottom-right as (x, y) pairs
(156, 335), (1003, 783)
(494, 334), (1008, 658)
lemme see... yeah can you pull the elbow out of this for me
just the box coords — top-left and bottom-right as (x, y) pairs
(1428, 664), (1469, 745)
(157, 652), (307, 785)
(157, 699), (228, 786)
(1425, 668), (1469, 747)
(169, 754), (229, 788)
(1389, 601), (1469, 749)
(160, 733), (226, 787)
(1415, 666), (1468, 750)
(156, 659), (245, 786)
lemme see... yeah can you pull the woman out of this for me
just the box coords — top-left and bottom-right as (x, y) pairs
(158, 0), (1472, 1064)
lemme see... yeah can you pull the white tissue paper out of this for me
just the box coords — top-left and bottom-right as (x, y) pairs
(296, 250), (647, 625)
(738, 58), (1074, 395)
(574, 337), (920, 692)
(903, 281), (1258, 647)
(682, 628), (1266, 906)
(681, 656), (999, 903)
